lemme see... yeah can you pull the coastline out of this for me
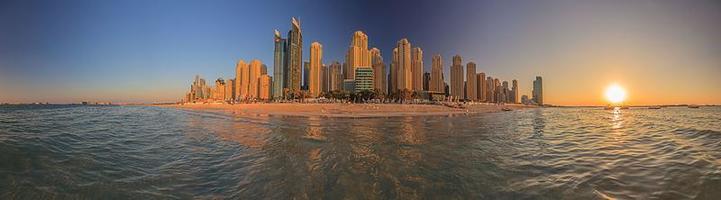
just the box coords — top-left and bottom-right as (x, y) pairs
(160, 103), (537, 118)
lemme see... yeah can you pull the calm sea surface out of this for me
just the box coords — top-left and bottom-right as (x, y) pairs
(1, 105), (720, 199)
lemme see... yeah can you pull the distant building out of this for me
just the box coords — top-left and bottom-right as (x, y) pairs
(273, 30), (287, 99)
(329, 61), (342, 91)
(521, 95), (530, 105)
(486, 76), (495, 103)
(511, 80), (519, 104)
(343, 79), (356, 92)
(303, 61), (310, 91)
(236, 60), (248, 100)
(423, 72), (430, 91)
(442, 72), (448, 97)
(225, 79), (235, 102)
(477, 73), (486, 102)
(450, 55), (464, 100)
(259, 75), (272, 100)
(502, 81), (509, 103)
(354, 67), (374, 93)
(346, 31), (371, 80)
(430, 54), (443, 92)
(248, 59), (263, 99)
(211, 78), (226, 101)
(396, 39), (412, 90)
(411, 47), (423, 91)
(533, 76), (543, 105)
(287, 17), (303, 91)
(493, 78), (501, 103)
(370, 48), (385, 94)
(187, 75), (211, 103)
(389, 48), (398, 92)
(466, 62), (477, 100)
(309, 42), (322, 97)
(321, 64), (329, 93)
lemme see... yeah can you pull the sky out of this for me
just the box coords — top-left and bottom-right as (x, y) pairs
(1, 0), (720, 105)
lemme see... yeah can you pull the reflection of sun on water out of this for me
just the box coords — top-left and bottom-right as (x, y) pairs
(612, 107), (623, 129)
(605, 84), (627, 105)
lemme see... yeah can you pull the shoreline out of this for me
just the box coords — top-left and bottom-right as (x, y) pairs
(160, 103), (537, 118)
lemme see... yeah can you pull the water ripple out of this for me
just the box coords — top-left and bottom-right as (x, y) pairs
(1, 105), (720, 198)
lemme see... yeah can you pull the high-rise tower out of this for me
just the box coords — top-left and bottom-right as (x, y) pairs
(329, 61), (342, 91)
(430, 54), (443, 92)
(477, 73), (486, 102)
(466, 62), (477, 100)
(236, 60), (249, 100)
(533, 76), (543, 105)
(450, 55), (464, 100)
(272, 30), (287, 99)
(411, 47), (423, 91)
(512, 79), (519, 103)
(397, 39), (412, 90)
(370, 48), (385, 93)
(309, 42), (322, 97)
(390, 48), (399, 92)
(248, 59), (263, 99)
(345, 31), (371, 80)
(287, 17), (303, 91)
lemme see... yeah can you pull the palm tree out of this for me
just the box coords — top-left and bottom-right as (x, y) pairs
(399, 89), (412, 104)
(372, 88), (384, 102)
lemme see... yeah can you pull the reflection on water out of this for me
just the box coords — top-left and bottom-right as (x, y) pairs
(611, 107), (623, 130)
(1, 105), (721, 199)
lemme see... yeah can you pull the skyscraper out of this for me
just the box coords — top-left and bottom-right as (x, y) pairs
(390, 47), (399, 92)
(430, 54), (443, 92)
(259, 75), (272, 100)
(309, 42), (322, 97)
(466, 62), (477, 100)
(303, 61), (310, 90)
(533, 76), (543, 105)
(411, 47), (423, 91)
(346, 31), (371, 80)
(450, 55), (464, 100)
(397, 39), (412, 90)
(494, 78), (501, 103)
(502, 81), (509, 103)
(354, 67), (374, 93)
(511, 79), (519, 103)
(329, 61), (342, 91)
(212, 78), (226, 101)
(476, 73), (486, 102)
(225, 79), (235, 102)
(248, 59), (263, 99)
(486, 76), (495, 103)
(370, 48), (385, 93)
(236, 60), (249, 100)
(287, 17), (303, 91)
(273, 30), (287, 99)
(189, 75), (210, 102)
(423, 72), (430, 91)
(321, 64), (329, 93)
(238, 59), (248, 101)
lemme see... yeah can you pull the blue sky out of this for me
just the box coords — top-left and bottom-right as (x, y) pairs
(1, 0), (720, 105)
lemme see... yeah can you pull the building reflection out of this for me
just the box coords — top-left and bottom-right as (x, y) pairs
(185, 110), (271, 149)
(399, 116), (426, 146)
(532, 109), (546, 136)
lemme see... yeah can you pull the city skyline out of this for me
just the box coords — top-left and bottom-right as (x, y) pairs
(1, 0), (720, 105)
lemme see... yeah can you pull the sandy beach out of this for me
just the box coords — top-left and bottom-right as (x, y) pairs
(161, 103), (536, 117)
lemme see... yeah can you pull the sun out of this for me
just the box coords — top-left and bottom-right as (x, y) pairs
(605, 84), (627, 104)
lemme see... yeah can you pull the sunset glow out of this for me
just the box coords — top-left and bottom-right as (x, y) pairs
(605, 84), (627, 104)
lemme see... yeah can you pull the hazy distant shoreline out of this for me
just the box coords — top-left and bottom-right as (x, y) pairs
(160, 103), (536, 118)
